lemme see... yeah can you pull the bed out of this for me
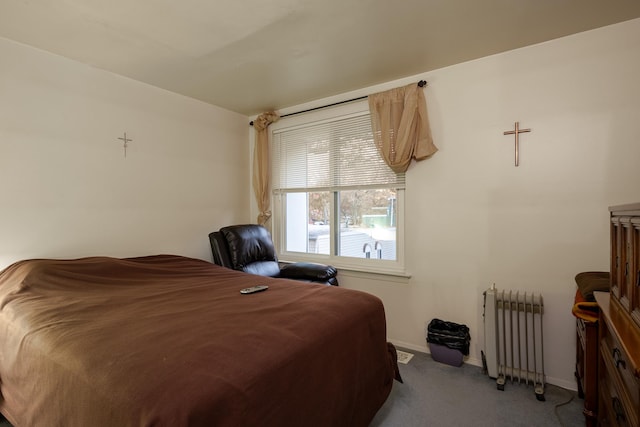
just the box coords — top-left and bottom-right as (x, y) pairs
(0, 255), (399, 427)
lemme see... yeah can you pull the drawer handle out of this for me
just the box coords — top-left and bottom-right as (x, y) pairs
(612, 397), (626, 423)
(613, 348), (627, 370)
(625, 261), (629, 277)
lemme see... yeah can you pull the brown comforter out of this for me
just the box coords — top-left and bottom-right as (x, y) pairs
(0, 255), (398, 427)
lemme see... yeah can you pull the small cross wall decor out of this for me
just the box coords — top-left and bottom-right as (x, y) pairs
(117, 132), (133, 158)
(503, 122), (531, 167)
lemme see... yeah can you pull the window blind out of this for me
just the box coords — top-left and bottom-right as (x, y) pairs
(272, 113), (405, 193)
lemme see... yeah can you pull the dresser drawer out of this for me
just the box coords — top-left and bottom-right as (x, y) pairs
(599, 363), (637, 427)
(601, 322), (640, 412)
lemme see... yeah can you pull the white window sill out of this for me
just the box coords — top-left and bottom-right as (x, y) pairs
(336, 267), (412, 283)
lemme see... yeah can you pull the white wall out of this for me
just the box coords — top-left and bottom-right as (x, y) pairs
(3, 16), (639, 392)
(0, 37), (250, 267)
(259, 18), (640, 389)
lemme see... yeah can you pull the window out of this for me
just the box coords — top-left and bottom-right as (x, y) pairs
(271, 108), (405, 275)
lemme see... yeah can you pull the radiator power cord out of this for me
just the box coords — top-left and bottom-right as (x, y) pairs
(553, 387), (575, 427)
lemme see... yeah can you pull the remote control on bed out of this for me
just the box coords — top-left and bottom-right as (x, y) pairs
(240, 285), (269, 294)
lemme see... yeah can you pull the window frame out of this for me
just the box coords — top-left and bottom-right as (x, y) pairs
(268, 100), (406, 276)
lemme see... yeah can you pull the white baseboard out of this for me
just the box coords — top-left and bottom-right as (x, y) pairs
(389, 339), (428, 354)
(388, 339), (577, 392)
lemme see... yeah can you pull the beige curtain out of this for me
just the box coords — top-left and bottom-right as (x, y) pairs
(252, 111), (279, 225)
(368, 83), (438, 173)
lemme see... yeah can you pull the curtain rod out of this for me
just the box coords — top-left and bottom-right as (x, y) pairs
(249, 79), (427, 126)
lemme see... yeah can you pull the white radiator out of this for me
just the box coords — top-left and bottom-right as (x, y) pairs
(483, 284), (545, 401)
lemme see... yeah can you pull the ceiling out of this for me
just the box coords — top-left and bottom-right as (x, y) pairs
(2, 0), (640, 117)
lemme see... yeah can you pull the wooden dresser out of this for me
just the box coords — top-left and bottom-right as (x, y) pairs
(594, 203), (640, 427)
(576, 316), (599, 426)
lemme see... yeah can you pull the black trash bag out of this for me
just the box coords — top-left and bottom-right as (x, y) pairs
(427, 318), (471, 355)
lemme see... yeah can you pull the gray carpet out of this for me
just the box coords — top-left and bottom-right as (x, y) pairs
(371, 348), (584, 427)
(0, 349), (585, 426)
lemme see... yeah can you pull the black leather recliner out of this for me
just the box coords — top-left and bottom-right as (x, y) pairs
(209, 224), (338, 286)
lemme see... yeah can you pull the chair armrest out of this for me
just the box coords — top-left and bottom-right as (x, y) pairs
(279, 262), (338, 283)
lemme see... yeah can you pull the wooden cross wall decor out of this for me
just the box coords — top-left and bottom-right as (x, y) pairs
(503, 122), (531, 167)
(117, 132), (133, 158)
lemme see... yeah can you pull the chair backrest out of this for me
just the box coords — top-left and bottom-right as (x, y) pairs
(209, 231), (233, 268)
(209, 224), (281, 277)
